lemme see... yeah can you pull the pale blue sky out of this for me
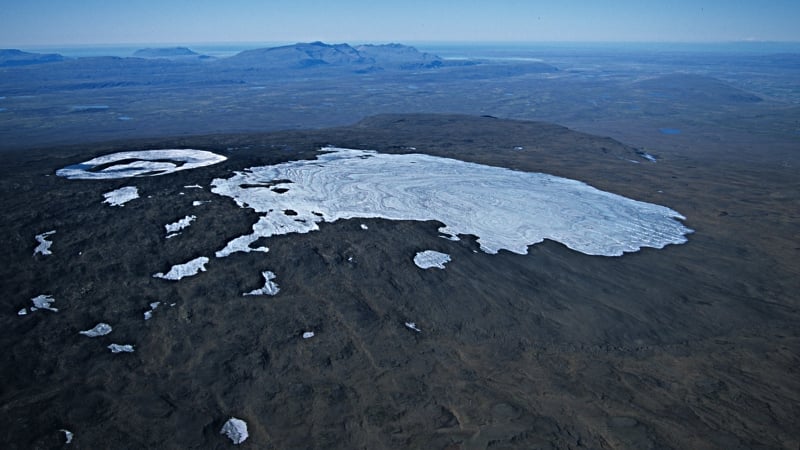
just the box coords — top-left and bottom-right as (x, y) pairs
(1, 0), (798, 47)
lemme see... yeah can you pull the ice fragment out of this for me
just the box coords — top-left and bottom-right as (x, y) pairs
(414, 250), (451, 269)
(60, 429), (73, 444)
(153, 257), (209, 280)
(33, 230), (56, 256)
(165, 215), (196, 234)
(405, 322), (422, 332)
(108, 344), (135, 353)
(243, 271), (280, 296)
(31, 294), (57, 312)
(144, 302), (160, 320)
(220, 417), (248, 444)
(79, 323), (112, 337)
(103, 186), (139, 207)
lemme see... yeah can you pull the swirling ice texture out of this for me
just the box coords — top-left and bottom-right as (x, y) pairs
(56, 149), (227, 179)
(211, 148), (692, 257)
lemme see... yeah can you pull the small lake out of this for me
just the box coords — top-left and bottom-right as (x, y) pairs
(659, 128), (681, 135)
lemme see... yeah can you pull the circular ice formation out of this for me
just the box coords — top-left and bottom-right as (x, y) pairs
(56, 149), (227, 179)
(212, 147), (693, 257)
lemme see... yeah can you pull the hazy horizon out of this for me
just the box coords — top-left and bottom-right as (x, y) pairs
(8, 40), (800, 60)
(2, 0), (799, 47)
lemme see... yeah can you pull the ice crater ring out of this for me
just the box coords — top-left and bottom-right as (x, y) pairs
(56, 149), (227, 179)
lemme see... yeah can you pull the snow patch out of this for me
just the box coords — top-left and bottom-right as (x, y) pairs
(165, 215), (196, 234)
(144, 301), (160, 320)
(33, 230), (56, 256)
(60, 429), (73, 444)
(243, 271), (280, 296)
(79, 323), (112, 337)
(103, 186), (139, 207)
(215, 216), (274, 257)
(108, 344), (135, 353)
(153, 257), (209, 280)
(220, 417), (249, 444)
(302, 331), (315, 339)
(30, 294), (57, 312)
(639, 152), (658, 162)
(414, 250), (451, 269)
(405, 322), (422, 332)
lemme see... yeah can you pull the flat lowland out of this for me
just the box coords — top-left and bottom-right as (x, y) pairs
(0, 114), (798, 449)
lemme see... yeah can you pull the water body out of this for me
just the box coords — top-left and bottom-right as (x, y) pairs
(659, 128), (682, 135)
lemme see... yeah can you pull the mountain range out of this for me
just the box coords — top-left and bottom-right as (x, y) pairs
(0, 42), (557, 74)
(224, 41), (444, 71)
(132, 47), (211, 60)
(0, 49), (65, 67)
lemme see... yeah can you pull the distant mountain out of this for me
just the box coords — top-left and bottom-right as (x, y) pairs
(133, 47), (211, 60)
(355, 43), (443, 69)
(0, 49), (65, 67)
(222, 41), (441, 72)
(224, 42), (370, 69)
(0, 42), (559, 96)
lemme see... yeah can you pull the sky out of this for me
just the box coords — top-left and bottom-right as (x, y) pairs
(1, 0), (799, 47)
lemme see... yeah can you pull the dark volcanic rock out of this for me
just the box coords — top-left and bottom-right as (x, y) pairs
(0, 114), (797, 449)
